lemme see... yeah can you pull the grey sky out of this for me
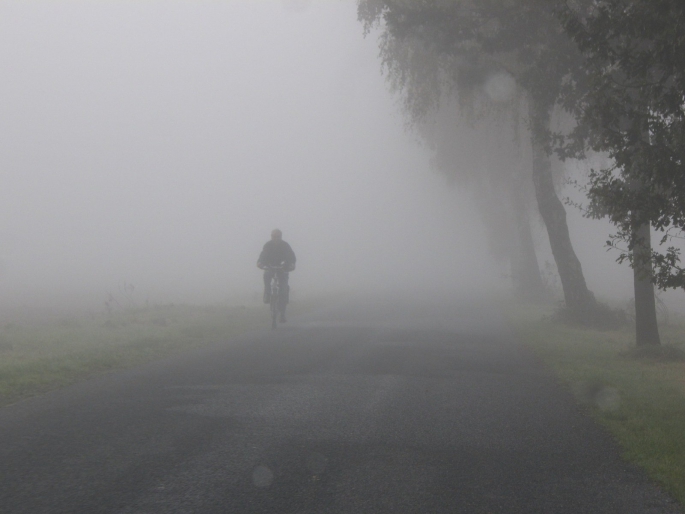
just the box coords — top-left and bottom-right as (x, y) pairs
(0, 0), (501, 309)
(3, 0), (678, 316)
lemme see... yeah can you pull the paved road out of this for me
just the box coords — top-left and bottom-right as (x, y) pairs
(0, 295), (681, 513)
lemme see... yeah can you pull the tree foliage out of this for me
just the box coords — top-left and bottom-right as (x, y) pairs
(359, 0), (603, 321)
(359, 0), (583, 113)
(556, 0), (685, 290)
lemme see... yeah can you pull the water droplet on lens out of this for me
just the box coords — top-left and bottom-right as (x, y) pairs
(484, 72), (516, 103)
(595, 386), (621, 412)
(252, 465), (274, 488)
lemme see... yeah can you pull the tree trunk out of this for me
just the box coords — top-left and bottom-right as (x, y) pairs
(632, 221), (661, 346)
(529, 98), (597, 321)
(511, 186), (547, 301)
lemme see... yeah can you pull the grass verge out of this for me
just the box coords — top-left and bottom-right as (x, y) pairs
(508, 302), (685, 506)
(0, 299), (316, 407)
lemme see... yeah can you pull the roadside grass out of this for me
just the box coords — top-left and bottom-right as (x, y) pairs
(0, 298), (316, 407)
(508, 302), (685, 505)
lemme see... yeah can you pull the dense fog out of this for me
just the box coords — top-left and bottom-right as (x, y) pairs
(0, 0), (678, 316)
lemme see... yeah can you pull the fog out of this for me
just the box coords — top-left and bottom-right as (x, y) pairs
(1, 0), (679, 317)
(0, 0), (503, 313)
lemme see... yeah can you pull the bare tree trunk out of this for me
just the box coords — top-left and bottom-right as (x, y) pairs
(511, 186), (546, 301)
(529, 99), (597, 321)
(632, 221), (661, 346)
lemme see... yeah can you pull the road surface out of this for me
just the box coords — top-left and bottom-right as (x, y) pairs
(0, 295), (681, 513)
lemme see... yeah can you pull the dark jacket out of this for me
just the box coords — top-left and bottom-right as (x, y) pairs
(258, 240), (296, 269)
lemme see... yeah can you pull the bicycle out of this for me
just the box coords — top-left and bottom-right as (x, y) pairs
(264, 265), (287, 329)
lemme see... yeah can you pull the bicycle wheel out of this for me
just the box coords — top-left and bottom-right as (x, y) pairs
(270, 282), (279, 329)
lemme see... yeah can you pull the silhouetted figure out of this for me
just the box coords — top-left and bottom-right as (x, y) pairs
(257, 229), (296, 322)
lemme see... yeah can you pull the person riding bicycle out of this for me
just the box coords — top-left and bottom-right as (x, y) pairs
(257, 229), (296, 322)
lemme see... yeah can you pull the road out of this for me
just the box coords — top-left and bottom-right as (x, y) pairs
(0, 295), (681, 513)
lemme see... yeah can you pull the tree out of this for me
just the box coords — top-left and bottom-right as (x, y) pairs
(555, 0), (685, 344)
(358, 0), (602, 322)
(422, 98), (547, 301)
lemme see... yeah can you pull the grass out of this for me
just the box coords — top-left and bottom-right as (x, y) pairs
(508, 302), (685, 506)
(0, 299), (315, 407)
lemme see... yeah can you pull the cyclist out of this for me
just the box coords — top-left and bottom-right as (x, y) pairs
(257, 229), (296, 322)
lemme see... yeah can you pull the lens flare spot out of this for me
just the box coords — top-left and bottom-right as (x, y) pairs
(252, 465), (274, 488)
(484, 72), (516, 103)
(595, 386), (621, 412)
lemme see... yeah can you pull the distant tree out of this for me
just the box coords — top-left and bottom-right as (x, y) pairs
(555, 0), (685, 345)
(358, 0), (602, 322)
(421, 97), (547, 301)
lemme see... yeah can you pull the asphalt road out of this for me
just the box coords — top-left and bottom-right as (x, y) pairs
(0, 295), (681, 513)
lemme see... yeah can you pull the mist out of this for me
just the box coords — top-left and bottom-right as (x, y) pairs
(2, 0), (677, 319)
(0, 0), (504, 314)
(2, 3), (684, 510)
